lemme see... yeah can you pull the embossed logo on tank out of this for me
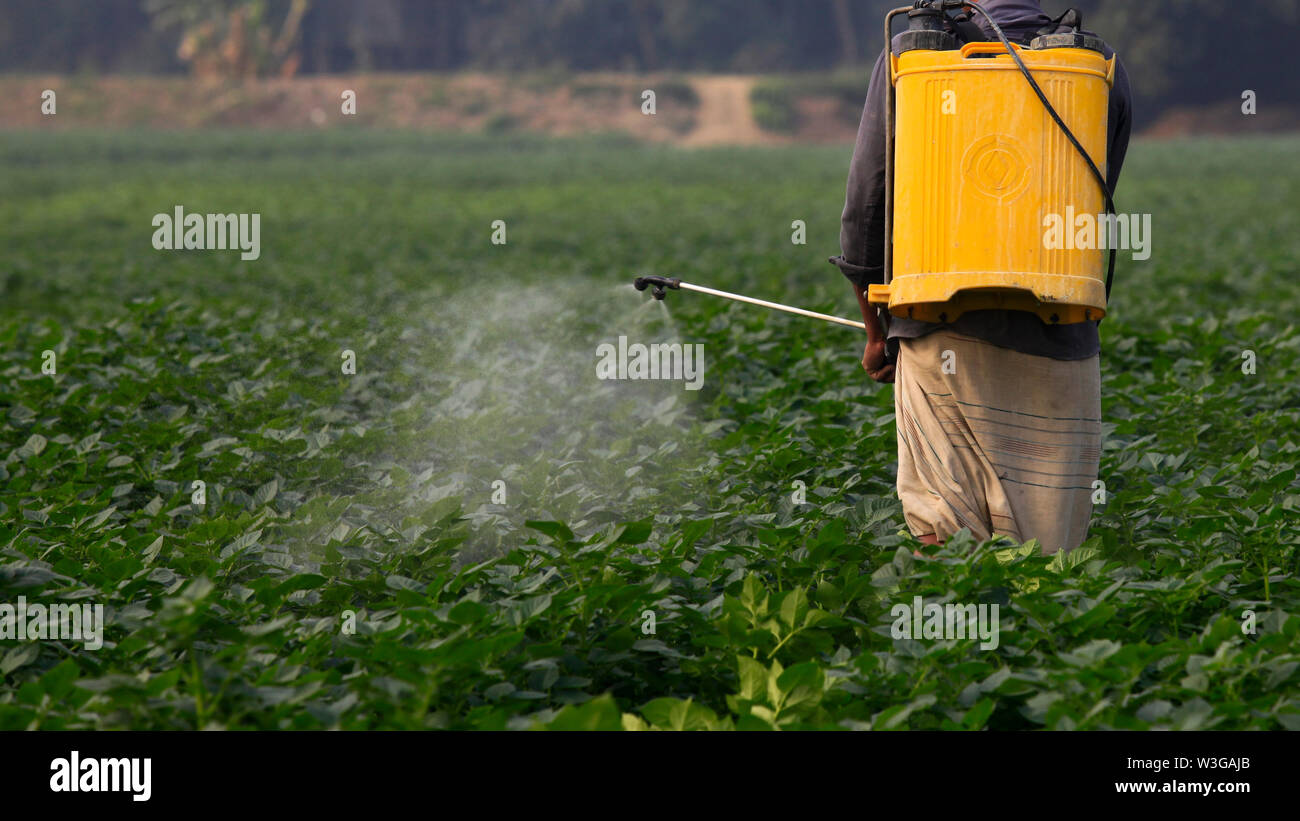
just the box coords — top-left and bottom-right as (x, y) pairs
(962, 135), (1031, 201)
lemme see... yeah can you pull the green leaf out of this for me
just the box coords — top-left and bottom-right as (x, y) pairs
(778, 587), (807, 629)
(526, 521), (575, 544)
(736, 655), (768, 703)
(1, 644), (41, 675)
(40, 659), (80, 698)
(80, 505), (117, 531)
(775, 661), (824, 712)
(739, 573), (769, 622)
(448, 600), (489, 625)
(15, 434), (47, 460)
(542, 694), (622, 730)
(253, 479), (278, 507)
(220, 529), (263, 561)
(875, 694), (937, 730)
(614, 521), (653, 544)
(640, 697), (723, 730)
(962, 699), (995, 730)
(512, 593), (552, 623)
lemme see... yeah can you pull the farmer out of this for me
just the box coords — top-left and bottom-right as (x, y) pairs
(830, 0), (1132, 555)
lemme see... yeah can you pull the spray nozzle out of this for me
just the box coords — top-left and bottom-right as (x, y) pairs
(633, 275), (681, 301)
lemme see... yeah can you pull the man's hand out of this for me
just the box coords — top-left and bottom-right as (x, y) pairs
(852, 282), (895, 384)
(862, 337), (895, 383)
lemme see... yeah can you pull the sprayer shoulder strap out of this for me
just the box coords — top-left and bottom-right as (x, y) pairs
(951, 13), (987, 45)
(1038, 8), (1084, 36)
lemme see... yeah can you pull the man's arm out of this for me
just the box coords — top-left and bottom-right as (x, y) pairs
(832, 47), (896, 383)
(831, 48), (890, 290)
(853, 281), (895, 383)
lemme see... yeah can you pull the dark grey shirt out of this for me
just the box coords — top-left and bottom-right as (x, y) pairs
(831, 0), (1133, 361)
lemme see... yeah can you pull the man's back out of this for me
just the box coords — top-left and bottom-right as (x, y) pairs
(832, 0), (1133, 361)
(833, 0), (1134, 555)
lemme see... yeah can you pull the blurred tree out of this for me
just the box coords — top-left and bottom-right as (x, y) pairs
(1074, 0), (1299, 115)
(347, 0), (402, 71)
(144, 0), (311, 78)
(630, 0), (660, 70)
(0, 0), (176, 73)
(831, 0), (859, 66)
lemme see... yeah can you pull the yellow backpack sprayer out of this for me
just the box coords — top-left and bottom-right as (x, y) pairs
(633, 1), (1118, 331)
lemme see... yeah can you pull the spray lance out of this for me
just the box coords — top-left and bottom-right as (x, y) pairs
(633, 276), (867, 332)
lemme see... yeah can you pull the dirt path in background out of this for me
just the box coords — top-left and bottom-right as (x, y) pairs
(1, 74), (1268, 141)
(682, 75), (782, 147)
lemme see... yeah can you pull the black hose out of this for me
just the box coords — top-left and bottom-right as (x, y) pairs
(962, 1), (1118, 306)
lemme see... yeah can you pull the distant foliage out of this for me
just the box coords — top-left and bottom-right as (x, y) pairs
(751, 72), (868, 134)
(143, 0), (311, 79)
(0, 0), (1296, 123)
